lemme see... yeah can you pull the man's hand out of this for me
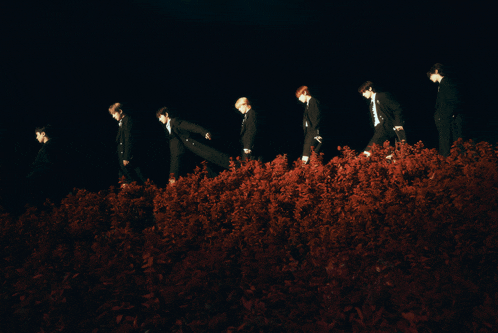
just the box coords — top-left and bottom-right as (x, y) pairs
(302, 156), (309, 164)
(394, 126), (404, 131)
(205, 133), (212, 140)
(243, 149), (252, 154)
(123, 160), (130, 166)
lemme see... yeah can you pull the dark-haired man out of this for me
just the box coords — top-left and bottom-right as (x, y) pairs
(358, 81), (406, 156)
(26, 125), (67, 203)
(109, 102), (147, 185)
(295, 85), (323, 163)
(427, 63), (463, 157)
(157, 107), (230, 183)
(28, 126), (56, 180)
(235, 97), (260, 161)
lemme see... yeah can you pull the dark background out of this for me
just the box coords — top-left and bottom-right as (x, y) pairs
(0, 0), (496, 196)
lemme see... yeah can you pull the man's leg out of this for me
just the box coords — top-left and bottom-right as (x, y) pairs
(451, 114), (464, 142)
(365, 128), (391, 153)
(437, 122), (451, 157)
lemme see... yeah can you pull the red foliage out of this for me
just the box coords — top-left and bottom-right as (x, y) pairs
(1, 140), (498, 332)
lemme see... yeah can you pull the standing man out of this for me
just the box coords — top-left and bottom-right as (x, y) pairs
(26, 125), (68, 204)
(235, 97), (260, 161)
(358, 81), (406, 156)
(427, 63), (463, 157)
(156, 107), (230, 183)
(295, 86), (323, 164)
(109, 102), (147, 185)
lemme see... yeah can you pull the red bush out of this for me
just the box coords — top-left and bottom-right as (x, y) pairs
(1, 140), (498, 332)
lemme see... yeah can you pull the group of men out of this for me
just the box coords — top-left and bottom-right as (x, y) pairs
(294, 63), (461, 163)
(357, 63), (462, 157)
(108, 97), (258, 185)
(30, 63), (462, 191)
(358, 63), (463, 157)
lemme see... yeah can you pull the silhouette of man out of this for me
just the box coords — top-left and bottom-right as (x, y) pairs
(427, 63), (463, 157)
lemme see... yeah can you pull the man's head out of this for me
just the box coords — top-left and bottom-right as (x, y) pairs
(35, 125), (52, 144)
(235, 97), (251, 114)
(427, 63), (445, 83)
(108, 102), (127, 121)
(358, 81), (376, 100)
(295, 86), (311, 103)
(156, 107), (171, 124)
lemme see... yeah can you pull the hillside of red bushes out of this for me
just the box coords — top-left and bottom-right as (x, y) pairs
(1, 140), (498, 332)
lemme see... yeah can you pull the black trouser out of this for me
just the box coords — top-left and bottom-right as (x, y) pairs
(435, 114), (463, 157)
(241, 150), (263, 162)
(365, 125), (407, 152)
(118, 157), (147, 185)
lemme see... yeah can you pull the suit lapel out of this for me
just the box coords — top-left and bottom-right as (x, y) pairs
(369, 99), (375, 125)
(116, 121), (123, 143)
(240, 113), (247, 135)
(303, 103), (310, 130)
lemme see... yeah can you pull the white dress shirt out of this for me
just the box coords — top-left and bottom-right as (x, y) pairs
(166, 119), (171, 134)
(371, 93), (380, 127)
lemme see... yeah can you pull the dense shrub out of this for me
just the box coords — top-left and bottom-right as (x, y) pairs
(1, 140), (498, 332)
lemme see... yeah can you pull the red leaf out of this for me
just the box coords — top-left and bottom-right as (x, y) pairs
(355, 307), (364, 322)
(402, 312), (415, 322)
(242, 298), (253, 311)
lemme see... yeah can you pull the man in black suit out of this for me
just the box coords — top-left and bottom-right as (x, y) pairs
(358, 81), (406, 156)
(26, 125), (68, 204)
(235, 97), (260, 161)
(109, 103), (147, 185)
(295, 86), (323, 164)
(427, 63), (463, 157)
(156, 107), (230, 183)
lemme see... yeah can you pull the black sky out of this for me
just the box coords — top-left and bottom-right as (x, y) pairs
(1, 0), (496, 189)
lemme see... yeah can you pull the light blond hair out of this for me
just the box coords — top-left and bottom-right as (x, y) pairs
(235, 97), (251, 109)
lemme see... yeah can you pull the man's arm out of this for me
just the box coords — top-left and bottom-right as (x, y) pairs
(437, 79), (460, 119)
(176, 119), (210, 139)
(302, 98), (322, 158)
(242, 110), (258, 152)
(122, 117), (135, 164)
(382, 93), (404, 127)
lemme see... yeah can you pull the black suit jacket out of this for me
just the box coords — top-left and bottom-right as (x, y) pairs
(240, 108), (258, 152)
(116, 116), (136, 161)
(26, 138), (69, 199)
(435, 77), (460, 122)
(302, 97), (322, 156)
(26, 139), (72, 189)
(27, 139), (59, 179)
(370, 92), (405, 130)
(165, 118), (230, 177)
